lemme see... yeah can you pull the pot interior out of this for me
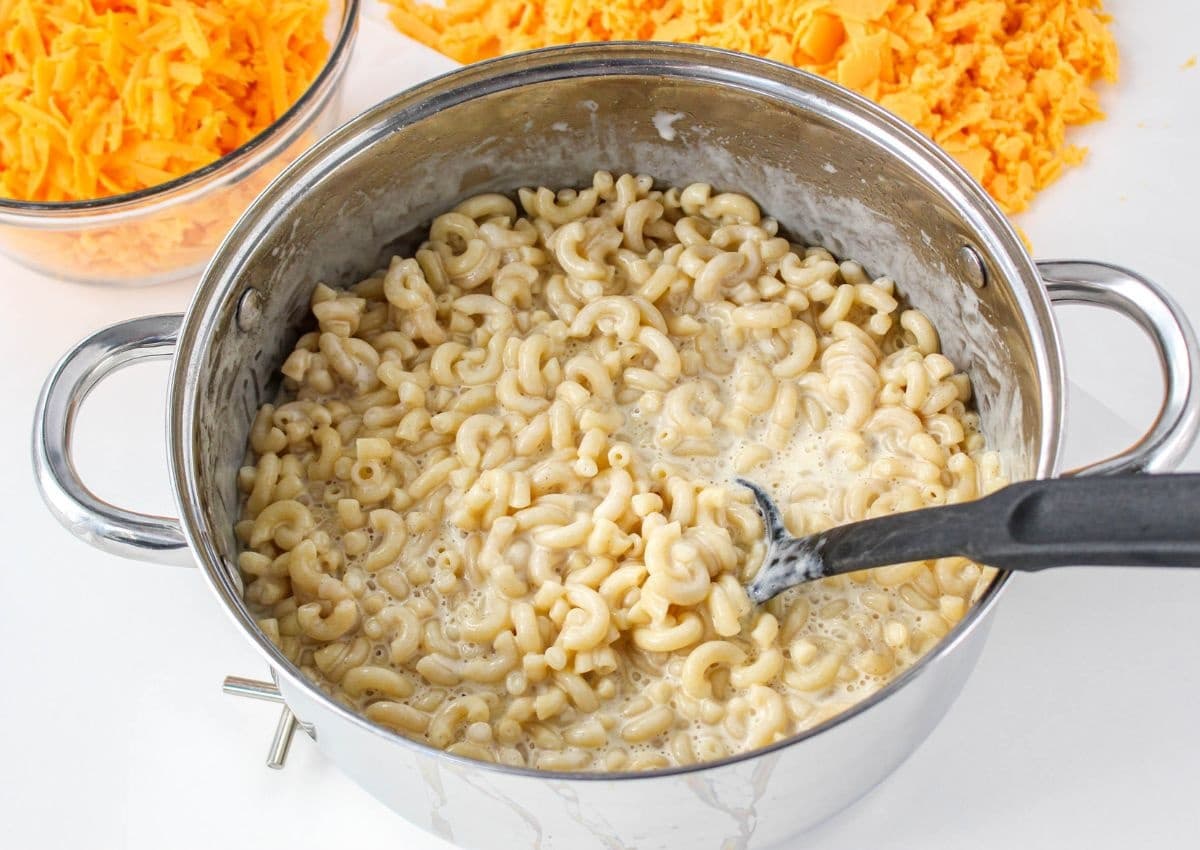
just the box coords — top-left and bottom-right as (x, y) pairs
(179, 44), (1058, 664)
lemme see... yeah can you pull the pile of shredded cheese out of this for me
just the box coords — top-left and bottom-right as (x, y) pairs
(388, 0), (1118, 214)
(5, 130), (310, 280)
(0, 0), (330, 202)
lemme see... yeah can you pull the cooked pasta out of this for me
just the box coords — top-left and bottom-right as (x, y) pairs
(236, 172), (1005, 771)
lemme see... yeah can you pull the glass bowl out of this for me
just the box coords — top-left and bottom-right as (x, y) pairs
(0, 0), (359, 287)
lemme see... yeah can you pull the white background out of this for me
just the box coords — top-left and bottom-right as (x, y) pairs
(2, 2), (1198, 847)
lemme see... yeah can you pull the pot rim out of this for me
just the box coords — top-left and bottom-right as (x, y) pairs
(171, 43), (1064, 782)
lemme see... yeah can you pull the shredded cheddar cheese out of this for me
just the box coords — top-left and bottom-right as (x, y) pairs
(3, 129), (313, 281)
(0, 0), (330, 202)
(387, 0), (1118, 214)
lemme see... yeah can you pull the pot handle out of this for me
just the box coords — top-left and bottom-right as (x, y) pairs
(32, 314), (192, 566)
(1039, 261), (1200, 475)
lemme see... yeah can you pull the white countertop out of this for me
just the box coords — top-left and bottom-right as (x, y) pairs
(2, 2), (1198, 847)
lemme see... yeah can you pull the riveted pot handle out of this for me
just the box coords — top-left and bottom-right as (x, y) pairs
(1040, 261), (1200, 475)
(32, 314), (192, 566)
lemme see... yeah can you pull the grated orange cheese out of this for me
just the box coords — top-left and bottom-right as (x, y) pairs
(0, 0), (330, 202)
(386, 0), (1119, 214)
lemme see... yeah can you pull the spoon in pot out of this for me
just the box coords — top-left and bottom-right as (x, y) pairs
(737, 474), (1200, 605)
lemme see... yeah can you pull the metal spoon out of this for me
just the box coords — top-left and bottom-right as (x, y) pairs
(736, 474), (1200, 605)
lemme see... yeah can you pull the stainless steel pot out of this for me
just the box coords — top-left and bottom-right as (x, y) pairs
(31, 44), (1200, 849)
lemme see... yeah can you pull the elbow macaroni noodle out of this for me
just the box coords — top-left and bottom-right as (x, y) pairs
(237, 173), (1005, 772)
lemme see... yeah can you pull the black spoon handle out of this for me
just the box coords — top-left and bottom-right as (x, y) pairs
(817, 473), (1200, 575)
